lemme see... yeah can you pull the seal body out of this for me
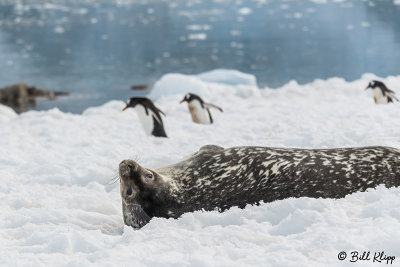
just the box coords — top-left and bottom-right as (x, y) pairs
(119, 145), (400, 229)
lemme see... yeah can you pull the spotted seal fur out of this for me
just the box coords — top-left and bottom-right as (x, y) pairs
(119, 145), (400, 229)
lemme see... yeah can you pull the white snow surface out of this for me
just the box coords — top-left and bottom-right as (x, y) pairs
(1, 70), (400, 266)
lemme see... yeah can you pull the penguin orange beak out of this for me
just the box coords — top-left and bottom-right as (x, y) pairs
(122, 105), (128, 111)
(179, 99), (185, 104)
(365, 87), (369, 91)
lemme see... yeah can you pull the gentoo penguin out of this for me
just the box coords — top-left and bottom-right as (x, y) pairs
(365, 80), (399, 104)
(123, 97), (168, 137)
(180, 93), (223, 124)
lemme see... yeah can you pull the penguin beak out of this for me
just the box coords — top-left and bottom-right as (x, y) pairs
(179, 99), (185, 104)
(365, 85), (371, 91)
(122, 105), (128, 111)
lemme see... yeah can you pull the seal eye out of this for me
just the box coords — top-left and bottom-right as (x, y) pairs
(126, 188), (133, 196)
(145, 173), (153, 180)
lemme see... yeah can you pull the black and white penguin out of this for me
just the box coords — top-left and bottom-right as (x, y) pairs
(179, 93), (223, 124)
(123, 97), (168, 138)
(365, 80), (399, 104)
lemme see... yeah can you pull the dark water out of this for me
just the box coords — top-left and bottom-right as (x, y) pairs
(0, 0), (399, 113)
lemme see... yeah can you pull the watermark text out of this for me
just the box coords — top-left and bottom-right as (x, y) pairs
(338, 251), (395, 264)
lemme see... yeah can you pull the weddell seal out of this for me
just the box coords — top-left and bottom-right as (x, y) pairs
(119, 145), (400, 229)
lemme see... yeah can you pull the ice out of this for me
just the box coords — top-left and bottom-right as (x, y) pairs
(188, 33), (207, 40)
(197, 69), (258, 87)
(237, 7), (252, 16)
(1, 69), (400, 266)
(186, 24), (212, 31)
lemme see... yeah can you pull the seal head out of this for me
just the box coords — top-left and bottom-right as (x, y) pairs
(119, 159), (176, 229)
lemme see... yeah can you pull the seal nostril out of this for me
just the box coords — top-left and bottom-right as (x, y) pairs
(127, 163), (136, 173)
(126, 188), (133, 196)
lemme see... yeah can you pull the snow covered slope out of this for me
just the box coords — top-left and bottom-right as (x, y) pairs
(1, 70), (399, 266)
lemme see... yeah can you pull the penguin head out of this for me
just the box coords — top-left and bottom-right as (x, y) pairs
(123, 97), (152, 111)
(179, 93), (203, 104)
(365, 80), (386, 91)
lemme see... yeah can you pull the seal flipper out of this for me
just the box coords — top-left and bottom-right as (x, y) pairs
(158, 145), (225, 170)
(124, 203), (151, 229)
(199, 145), (224, 153)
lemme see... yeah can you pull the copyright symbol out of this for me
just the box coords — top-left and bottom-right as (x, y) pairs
(338, 251), (347, 261)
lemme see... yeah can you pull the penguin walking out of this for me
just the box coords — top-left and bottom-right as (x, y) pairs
(123, 97), (168, 137)
(365, 80), (399, 104)
(180, 93), (223, 124)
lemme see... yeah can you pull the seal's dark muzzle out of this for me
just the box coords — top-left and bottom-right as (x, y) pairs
(119, 160), (138, 179)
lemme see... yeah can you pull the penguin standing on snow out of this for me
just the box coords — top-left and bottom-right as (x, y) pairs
(123, 97), (168, 137)
(180, 93), (223, 124)
(365, 80), (399, 104)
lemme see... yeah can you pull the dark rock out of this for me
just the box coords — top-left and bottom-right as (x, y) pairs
(0, 83), (29, 104)
(0, 83), (70, 113)
(131, 84), (151, 90)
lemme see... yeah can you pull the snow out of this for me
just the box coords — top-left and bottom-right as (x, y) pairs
(0, 104), (17, 122)
(1, 69), (400, 266)
(188, 33), (207, 40)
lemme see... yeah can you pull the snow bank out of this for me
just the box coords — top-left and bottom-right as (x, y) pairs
(1, 70), (400, 266)
(196, 69), (258, 87)
(150, 69), (260, 100)
(0, 104), (17, 122)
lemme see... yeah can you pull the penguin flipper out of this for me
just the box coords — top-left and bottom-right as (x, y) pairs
(151, 115), (168, 138)
(205, 103), (223, 112)
(386, 88), (396, 94)
(207, 109), (213, 124)
(387, 93), (399, 102)
(157, 108), (166, 117)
